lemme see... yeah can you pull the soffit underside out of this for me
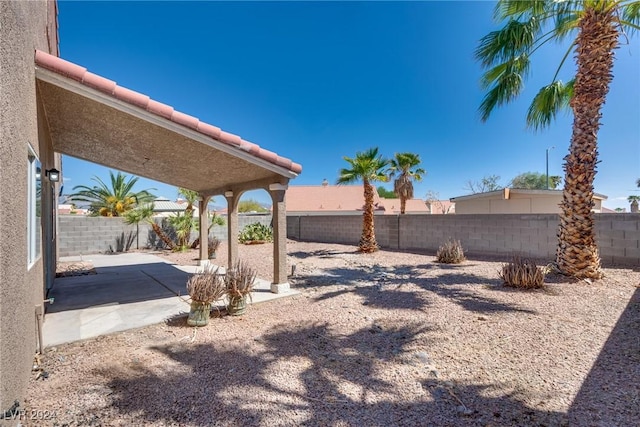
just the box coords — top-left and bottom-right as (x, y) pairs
(37, 80), (282, 193)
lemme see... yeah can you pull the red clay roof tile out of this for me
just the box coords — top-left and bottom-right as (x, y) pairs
(34, 49), (302, 175)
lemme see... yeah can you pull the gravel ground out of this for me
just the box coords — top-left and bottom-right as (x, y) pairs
(24, 241), (640, 426)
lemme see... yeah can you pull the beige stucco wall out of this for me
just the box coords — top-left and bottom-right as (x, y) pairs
(0, 0), (57, 414)
(455, 193), (604, 214)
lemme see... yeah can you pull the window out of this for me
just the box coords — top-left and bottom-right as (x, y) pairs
(27, 147), (42, 267)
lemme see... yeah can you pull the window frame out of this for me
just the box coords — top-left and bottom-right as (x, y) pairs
(27, 145), (42, 268)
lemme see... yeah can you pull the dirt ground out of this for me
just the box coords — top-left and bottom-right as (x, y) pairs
(23, 241), (640, 426)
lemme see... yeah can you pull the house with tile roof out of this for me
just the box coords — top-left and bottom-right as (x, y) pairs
(286, 184), (448, 215)
(286, 184), (386, 216)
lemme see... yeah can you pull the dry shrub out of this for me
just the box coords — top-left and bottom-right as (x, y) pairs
(500, 255), (545, 289)
(186, 265), (226, 303)
(225, 260), (257, 299)
(436, 239), (466, 264)
(207, 237), (221, 256)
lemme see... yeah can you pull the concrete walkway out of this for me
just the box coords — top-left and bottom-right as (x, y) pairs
(44, 253), (298, 347)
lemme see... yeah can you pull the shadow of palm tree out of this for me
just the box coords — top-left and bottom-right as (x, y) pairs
(98, 321), (566, 426)
(567, 286), (640, 424)
(299, 265), (533, 314)
(289, 249), (360, 259)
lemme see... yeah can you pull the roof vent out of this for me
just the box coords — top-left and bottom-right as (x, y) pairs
(322, 179), (328, 187)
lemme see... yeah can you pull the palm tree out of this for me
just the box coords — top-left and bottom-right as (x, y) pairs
(388, 153), (426, 214)
(124, 203), (176, 250)
(337, 147), (389, 253)
(476, 0), (639, 279)
(70, 171), (155, 217)
(174, 188), (199, 249)
(628, 195), (640, 213)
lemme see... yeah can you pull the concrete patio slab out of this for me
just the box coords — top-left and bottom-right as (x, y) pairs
(43, 253), (298, 348)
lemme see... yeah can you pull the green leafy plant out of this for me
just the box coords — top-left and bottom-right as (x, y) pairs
(436, 238), (466, 264)
(168, 211), (196, 251)
(238, 199), (269, 213)
(499, 256), (545, 290)
(238, 222), (273, 244)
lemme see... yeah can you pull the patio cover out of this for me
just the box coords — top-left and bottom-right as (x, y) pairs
(35, 50), (301, 289)
(34, 50), (301, 194)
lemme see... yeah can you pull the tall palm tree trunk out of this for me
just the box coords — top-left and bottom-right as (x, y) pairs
(150, 221), (176, 251)
(557, 7), (617, 279)
(360, 180), (378, 253)
(400, 198), (407, 215)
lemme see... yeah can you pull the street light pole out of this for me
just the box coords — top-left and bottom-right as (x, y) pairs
(546, 146), (555, 189)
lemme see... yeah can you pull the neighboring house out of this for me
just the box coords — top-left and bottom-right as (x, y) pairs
(425, 199), (456, 215)
(451, 189), (608, 214)
(286, 184), (386, 216)
(152, 197), (199, 217)
(286, 184), (449, 215)
(378, 198), (431, 215)
(600, 206), (618, 213)
(58, 204), (88, 215)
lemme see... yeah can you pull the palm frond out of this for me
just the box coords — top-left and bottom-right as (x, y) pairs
(337, 147), (389, 185)
(621, 1), (640, 33)
(526, 79), (574, 130)
(494, 0), (547, 20)
(476, 19), (538, 67)
(479, 55), (529, 121)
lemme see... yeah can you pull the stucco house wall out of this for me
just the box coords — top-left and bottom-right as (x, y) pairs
(0, 0), (59, 414)
(453, 189), (605, 214)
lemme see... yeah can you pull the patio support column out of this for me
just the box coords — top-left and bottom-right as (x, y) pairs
(269, 183), (289, 293)
(197, 195), (210, 266)
(225, 191), (239, 270)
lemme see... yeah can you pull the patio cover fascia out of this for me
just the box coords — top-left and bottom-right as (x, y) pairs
(34, 50), (300, 289)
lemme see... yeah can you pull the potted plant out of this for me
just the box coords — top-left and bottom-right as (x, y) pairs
(208, 236), (221, 259)
(225, 260), (257, 316)
(186, 265), (225, 326)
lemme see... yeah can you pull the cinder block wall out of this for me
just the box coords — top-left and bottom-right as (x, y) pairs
(58, 214), (640, 266)
(287, 214), (640, 266)
(59, 214), (275, 256)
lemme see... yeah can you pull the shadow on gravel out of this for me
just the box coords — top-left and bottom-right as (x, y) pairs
(299, 265), (533, 314)
(566, 286), (640, 425)
(99, 322), (566, 426)
(289, 249), (360, 259)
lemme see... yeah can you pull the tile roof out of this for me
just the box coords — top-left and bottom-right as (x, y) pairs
(152, 198), (187, 212)
(34, 50), (302, 175)
(286, 185), (385, 213)
(380, 198), (430, 214)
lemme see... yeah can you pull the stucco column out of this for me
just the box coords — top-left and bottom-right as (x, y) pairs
(197, 195), (210, 266)
(269, 183), (289, 293)
(225, 191), (238, 270)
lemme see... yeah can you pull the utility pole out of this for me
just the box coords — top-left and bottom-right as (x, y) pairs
(546, 146), (555, 189)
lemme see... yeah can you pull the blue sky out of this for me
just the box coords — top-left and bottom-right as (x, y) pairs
(57, 1), (639, 210)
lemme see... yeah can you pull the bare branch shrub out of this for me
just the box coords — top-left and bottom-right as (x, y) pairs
(186, 266), (226, 303)
(436, 239), (466, 264)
